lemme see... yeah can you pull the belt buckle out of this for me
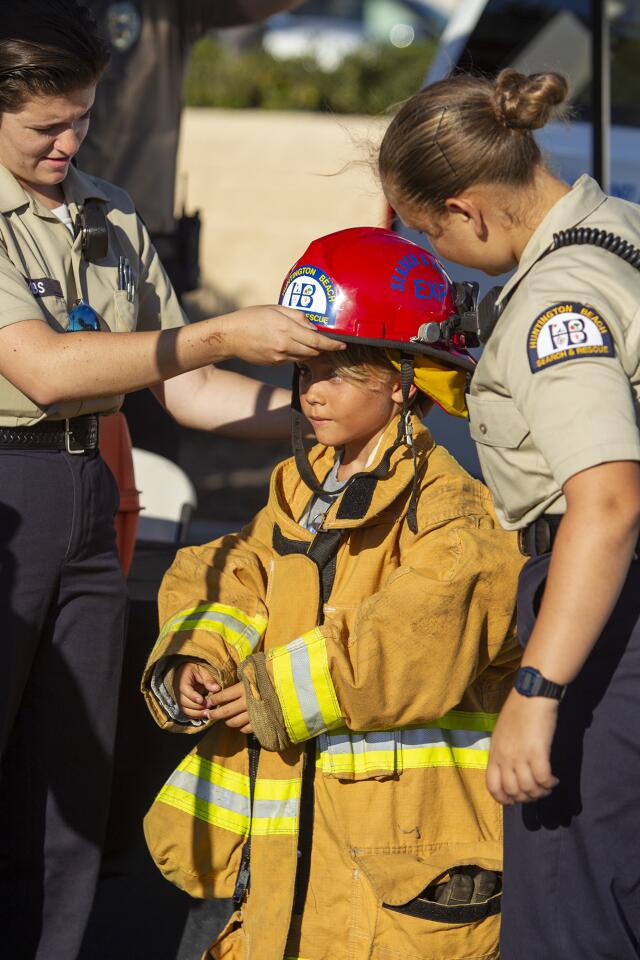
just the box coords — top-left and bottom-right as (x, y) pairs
(518, 519), (552, 557)
(64, 418), (85, 455)
(534, 518), (552, 555)
(517, 525), (533, 557)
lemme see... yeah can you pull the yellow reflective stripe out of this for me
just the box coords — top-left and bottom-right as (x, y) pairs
(253, 776), (302, 803)
(271, 640), (308, 742)
(155, 751), (301, 837)
(157, 782), (249, 835)
(321, 748), (398, 776)
(160, 602), (266, 642)
(179, 752), (250, 795)
(251, 813), (299, 837)
(155, 602), (267, 661)
(270, 627), (344, 743)
(317, 718), (494, 776)
(307, 632), (343, 730)
(425, 710), (498, 732)
(319, 745), (491, 775)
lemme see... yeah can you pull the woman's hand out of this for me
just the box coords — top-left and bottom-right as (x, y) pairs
(488, 462), (640, 807)
(486, 688), (560, 805)
(220, 305), (345, 364)
(174, 661), (220, 720)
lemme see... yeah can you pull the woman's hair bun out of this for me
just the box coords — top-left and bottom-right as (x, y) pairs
(493, 69), (569, 130)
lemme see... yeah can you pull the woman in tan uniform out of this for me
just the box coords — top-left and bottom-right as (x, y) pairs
(0, 4), (338, 958)
(378, 70), (640, 958)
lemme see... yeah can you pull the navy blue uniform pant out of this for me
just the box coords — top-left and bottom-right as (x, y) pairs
(0, 449), (127, 960)
(501, 552), (640, 959)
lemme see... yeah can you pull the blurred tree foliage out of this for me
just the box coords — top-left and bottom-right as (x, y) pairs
(184, 37), (436, 114)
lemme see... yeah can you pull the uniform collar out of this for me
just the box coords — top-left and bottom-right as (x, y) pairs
(62, 163), (110, 207)
(497, 174), (608, 305)
(0, 164), (30, 213)
(0, 161), (109, 215)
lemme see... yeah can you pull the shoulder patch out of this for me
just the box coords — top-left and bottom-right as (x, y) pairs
(527, 302), (615, 373)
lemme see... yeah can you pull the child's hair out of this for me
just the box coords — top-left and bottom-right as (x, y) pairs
(0, 0), (110, 114)
(379, 70), (569, 214)
(325, 342), (398, 388)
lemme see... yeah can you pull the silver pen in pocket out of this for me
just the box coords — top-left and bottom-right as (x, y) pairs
(118, 256), (135, 303)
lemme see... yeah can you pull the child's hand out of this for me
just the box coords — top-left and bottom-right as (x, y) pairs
(175, 661), (221, 721)
(206, 681), (253, 734)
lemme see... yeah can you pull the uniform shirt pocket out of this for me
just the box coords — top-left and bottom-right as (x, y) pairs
(112, 289), (139, 332)
(466, 394), (551, 527)
(467, 395), (529, 449)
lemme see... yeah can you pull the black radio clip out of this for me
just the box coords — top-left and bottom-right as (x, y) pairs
(75, 201), (109, 263)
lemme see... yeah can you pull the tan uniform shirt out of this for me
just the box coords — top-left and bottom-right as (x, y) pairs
(467, 175), (640, 530)
(0, 162), (187, 426)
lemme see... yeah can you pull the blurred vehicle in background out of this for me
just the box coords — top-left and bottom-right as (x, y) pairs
(393, 0), (640, 475)
(261, 0), (456, 68)
(432, 0), (640, 202)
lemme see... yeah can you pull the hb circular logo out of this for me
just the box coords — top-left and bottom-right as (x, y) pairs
(279, 265), (337, 326)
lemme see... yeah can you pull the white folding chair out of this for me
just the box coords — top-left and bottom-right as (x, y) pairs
(132, 448), (198, 544)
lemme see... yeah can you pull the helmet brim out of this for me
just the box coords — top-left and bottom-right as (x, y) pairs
(317, 331), (477, 374)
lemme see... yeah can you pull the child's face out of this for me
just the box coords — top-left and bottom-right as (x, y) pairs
(296, 354), (401, 450)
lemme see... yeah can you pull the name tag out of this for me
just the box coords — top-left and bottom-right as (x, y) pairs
(27, 277), (64, 299)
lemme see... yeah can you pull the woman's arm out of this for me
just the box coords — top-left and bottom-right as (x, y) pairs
(486, 459), (640, 806)
(151, 365), (291, 438)
(0, 305), (340, 408)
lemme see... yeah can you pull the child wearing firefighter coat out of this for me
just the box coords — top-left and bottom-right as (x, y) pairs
(141, 228), (524, 960)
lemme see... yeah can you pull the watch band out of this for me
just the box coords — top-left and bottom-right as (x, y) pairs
(515, 666), (566, 700)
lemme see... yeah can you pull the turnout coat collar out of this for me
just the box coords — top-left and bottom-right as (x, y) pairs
(270, 411), (435, 535)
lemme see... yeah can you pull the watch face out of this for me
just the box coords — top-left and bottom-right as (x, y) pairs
(106, 2), (142, 52)
(516, 667), (540, 697)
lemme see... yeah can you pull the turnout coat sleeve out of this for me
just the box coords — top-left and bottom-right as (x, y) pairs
(250, 478), (522, 744)
(141, 507), (274, 730)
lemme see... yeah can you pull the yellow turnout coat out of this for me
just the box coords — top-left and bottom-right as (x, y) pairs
(141, 415), (523, 960)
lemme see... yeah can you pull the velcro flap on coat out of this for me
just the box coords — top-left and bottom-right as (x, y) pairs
(353, 842), (502, 906)
(265, 554), (320, 645)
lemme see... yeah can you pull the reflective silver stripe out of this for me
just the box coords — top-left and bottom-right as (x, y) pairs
(149, 659), (203, 727)
(288, 636), (327, 737)
(401, 728), (491, 751)
(166, 610), (263, 652)
(169, 769), (250, 818)
(167, 770), (300, 823)
(253, 798), (300, 821)
(318, 730), (398, 754)
(318, 725), (493, 774)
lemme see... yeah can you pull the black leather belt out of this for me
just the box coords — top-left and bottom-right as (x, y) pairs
(518, 515), (563, 557)
(0, 415), (99, 454)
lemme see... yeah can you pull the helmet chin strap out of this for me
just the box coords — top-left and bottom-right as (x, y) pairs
(400, 353), (419, 535)
(290, 355), (422, 533)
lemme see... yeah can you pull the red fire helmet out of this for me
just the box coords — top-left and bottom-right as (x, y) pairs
(279, 226), (475, 373)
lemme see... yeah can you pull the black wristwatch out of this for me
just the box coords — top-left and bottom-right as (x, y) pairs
(515, 666), (566, 701)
